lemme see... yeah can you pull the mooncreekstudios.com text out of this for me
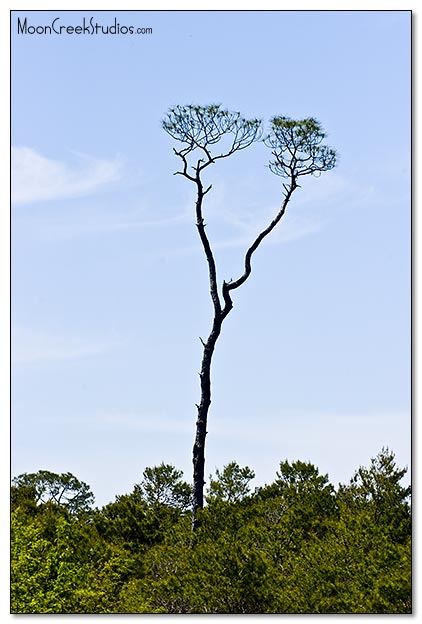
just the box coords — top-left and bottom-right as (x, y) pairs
(17, 16), (152, 36)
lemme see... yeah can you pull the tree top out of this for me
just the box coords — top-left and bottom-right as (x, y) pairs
(265, 115), (337, 179)
(162, 104), (263, 166)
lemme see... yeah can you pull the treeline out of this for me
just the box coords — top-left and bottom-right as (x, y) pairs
(11, 448), (411, 614)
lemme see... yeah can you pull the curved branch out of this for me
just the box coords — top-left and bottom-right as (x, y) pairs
(221, 177), (298, 319)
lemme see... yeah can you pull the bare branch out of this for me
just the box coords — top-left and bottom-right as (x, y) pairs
(173, 147), (196, 181)
(221, 176), (298, 319)
(163, 104), (264, 322)
(163, 104), (263, 168)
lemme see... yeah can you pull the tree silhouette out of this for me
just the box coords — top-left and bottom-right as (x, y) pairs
(162, 104), (336, 529)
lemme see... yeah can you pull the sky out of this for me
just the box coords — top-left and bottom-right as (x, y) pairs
(10, 9), (411, 507)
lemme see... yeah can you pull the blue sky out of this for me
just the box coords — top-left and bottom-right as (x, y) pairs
(11, 10), (411, 506)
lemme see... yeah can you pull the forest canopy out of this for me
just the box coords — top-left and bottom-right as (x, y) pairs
(11, 448), (411, 614)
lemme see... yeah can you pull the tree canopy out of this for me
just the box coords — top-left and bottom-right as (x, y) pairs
(133, 463), (192, 511)
(162, 103), (263, 169)
(265, 116), (336, 178)
(11, 449), (411, 614)
(12, 470), (94, 516)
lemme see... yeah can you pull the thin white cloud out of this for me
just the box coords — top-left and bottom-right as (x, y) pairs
(185, 170), (348, 252)
(12, 326), (122, 364)
(11, 146), (123, 205)
(212, 213), (324, 251)
(152, 212), (324, 262)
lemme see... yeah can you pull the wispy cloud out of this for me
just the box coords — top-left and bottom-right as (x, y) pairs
(189, 170), (348, 251)
(11, 161), (360, 257)
(11, 146), (123, 205)
(154, 199), (328, 260)
(211, 213), (324, 252)
(12, 326), (122, 364)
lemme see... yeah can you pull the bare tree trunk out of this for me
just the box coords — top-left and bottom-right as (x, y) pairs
(190, 175), (297, 530)
(191, 178), (226, 530)
(192, 318), (222, 529)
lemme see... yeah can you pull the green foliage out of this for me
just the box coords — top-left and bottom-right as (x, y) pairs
(11, 452), (411, 614)
(94, 492), (186, 554)
(256, 459), (338, 546)
(275, 507), (411, 613)
(337, 447), (411, 543)
(94, 492), (160, 552)
(12, 470), (94, 516)
(162, 104), (336, 186)
(11, 483), (38, 515)
(134, 462), (192, 511)
(162, 104), (262, 156)
(12, 507), (114, 613)
(130, 534), (274, 613)
(207, 461), (255, 503)
(265, 115), (337, 179)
